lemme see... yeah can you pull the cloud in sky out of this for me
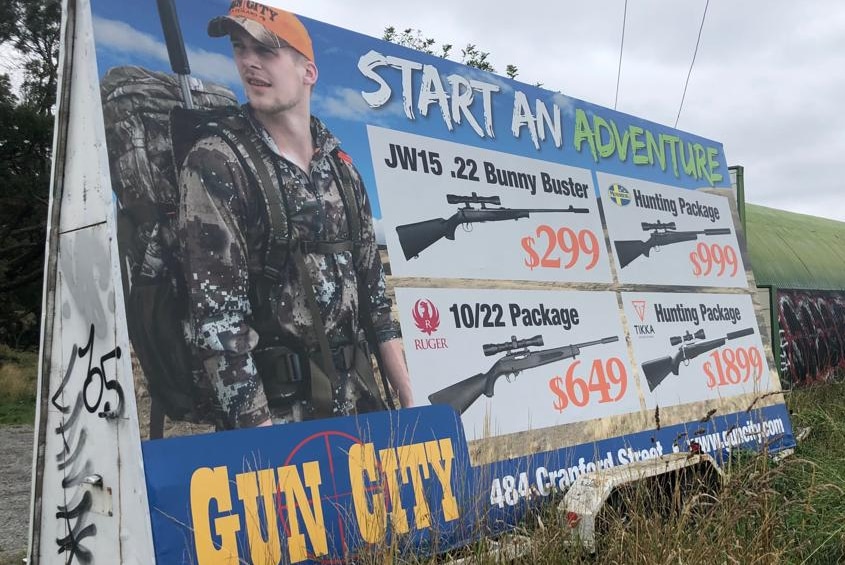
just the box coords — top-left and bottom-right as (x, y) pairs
(93, 16), (240, 88)
(313, 86), (404, 125)
(551, 93), (576, 118)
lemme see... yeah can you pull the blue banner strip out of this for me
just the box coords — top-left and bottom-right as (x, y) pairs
(143, 402), (794, 563)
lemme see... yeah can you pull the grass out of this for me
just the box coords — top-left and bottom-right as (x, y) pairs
(0, 345), (37, 425)
(0, 344), (842, 563)
(358, 380), (845, 564)
(0, 552), (25, 565)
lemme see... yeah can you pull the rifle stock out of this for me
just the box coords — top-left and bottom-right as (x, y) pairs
(642, 355), (680, 391)
(614, 239), (650, 268)
(396, 215), (460, 260)
(428, 371), (491, 414)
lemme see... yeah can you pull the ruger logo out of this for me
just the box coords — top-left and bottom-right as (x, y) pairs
(412, 299), (440, 335)
(632, 300), (647, 322)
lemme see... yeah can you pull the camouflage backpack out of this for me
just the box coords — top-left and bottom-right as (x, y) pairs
(101, 66), (239, 435)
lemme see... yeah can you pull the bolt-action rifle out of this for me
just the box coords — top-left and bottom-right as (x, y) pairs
(396, 193), (589, 260)
(613, 221), (732, 268)
(642, 327), (755, 391)
(428, 334), (619, 414)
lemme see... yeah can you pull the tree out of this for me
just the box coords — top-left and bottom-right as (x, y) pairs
(0, 0), (60, 348)
(383, 26), (519, 79)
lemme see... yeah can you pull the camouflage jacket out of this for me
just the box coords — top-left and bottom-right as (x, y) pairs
(177, 109), (398, 427)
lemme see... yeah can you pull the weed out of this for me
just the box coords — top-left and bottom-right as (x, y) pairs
(0, 345), (37, 425)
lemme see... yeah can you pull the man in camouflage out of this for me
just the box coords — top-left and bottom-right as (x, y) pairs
(178, 1), (413, 428)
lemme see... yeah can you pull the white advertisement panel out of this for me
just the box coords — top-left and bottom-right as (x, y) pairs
(371, 126), (611, 282)
(621, 292), (772, 408)
(599, 174), (747, 288)
(396, 287), (638, 439)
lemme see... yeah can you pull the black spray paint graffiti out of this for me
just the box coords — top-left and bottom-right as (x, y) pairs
(51, 324), (124, 564)
(778, 290), (845, 386)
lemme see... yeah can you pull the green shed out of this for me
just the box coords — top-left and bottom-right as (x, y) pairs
(744, 202), (845, 384)
(746, 203), (845, 292)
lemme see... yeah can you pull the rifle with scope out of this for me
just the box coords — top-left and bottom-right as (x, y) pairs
(613, 220), (732, 268)
(641, 327), (755, 391)
(428, 334), (619, 414)
(396, 192), (589, 260)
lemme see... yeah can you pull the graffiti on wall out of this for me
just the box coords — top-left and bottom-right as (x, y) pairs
(51, 323), (124, 563)
(777, 290), (845, 386)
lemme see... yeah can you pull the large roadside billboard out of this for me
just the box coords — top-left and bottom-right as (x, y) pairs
(32, 0), (795, 563)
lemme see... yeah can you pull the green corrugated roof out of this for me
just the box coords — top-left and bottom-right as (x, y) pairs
(746, 203), (845, 291)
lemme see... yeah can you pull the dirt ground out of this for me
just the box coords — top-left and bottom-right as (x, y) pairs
(0, 425), (32, 563)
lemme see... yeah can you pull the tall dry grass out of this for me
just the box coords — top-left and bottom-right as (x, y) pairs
(0, 344), (38, 424)
(355, 381), (845, 564)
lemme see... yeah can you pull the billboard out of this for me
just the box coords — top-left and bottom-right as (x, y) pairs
(32, 0), (795, 562)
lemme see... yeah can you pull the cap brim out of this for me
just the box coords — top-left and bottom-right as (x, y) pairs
(207, 15), (281, 48)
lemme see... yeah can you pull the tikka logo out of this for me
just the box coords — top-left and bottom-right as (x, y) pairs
(634, 324), (655, 337)
(608, 183), (631, 206)
(632, 300), (647, 322)
(412, 299), (440, 335)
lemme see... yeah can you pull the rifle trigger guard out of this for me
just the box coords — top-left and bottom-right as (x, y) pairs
(683, 358), (690, 367)
(462, 222), (473, 232)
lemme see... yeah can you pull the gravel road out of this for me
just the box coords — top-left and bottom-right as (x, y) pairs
(0, 425), (33, 563)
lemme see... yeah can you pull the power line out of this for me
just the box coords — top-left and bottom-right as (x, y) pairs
(675, 0), (710, 128)
(614, 0), (628, 110)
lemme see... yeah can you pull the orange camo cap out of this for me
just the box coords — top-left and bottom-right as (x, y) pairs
(208, 0), (314, 62)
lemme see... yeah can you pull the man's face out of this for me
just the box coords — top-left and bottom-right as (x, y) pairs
(230, 27), (316, 116)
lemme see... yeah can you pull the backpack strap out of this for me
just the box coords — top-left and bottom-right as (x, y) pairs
(328, 150), (397, 410)
(174, 109), (294, 281)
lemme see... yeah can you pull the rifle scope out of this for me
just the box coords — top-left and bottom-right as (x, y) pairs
(447, 192), (501, 207)
(483, 335), (543, 356)
(670, 328), (706, 346)
(641, 220), (676, 232)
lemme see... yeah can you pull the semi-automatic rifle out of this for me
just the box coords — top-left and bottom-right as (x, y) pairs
(428, 334), (619, 414)
(614, 220), (731, 268)
(642, 327), (755, 391)
(396, 193), (589, 260)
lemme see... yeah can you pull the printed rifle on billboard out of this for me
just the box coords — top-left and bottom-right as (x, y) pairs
(428, 334), (619, 414)
(642, 327), (755, 391)
(396, 192), (589, 260)
(614, 220), (731, 268)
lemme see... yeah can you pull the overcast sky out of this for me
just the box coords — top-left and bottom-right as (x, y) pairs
(266, 0), (844, 222)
